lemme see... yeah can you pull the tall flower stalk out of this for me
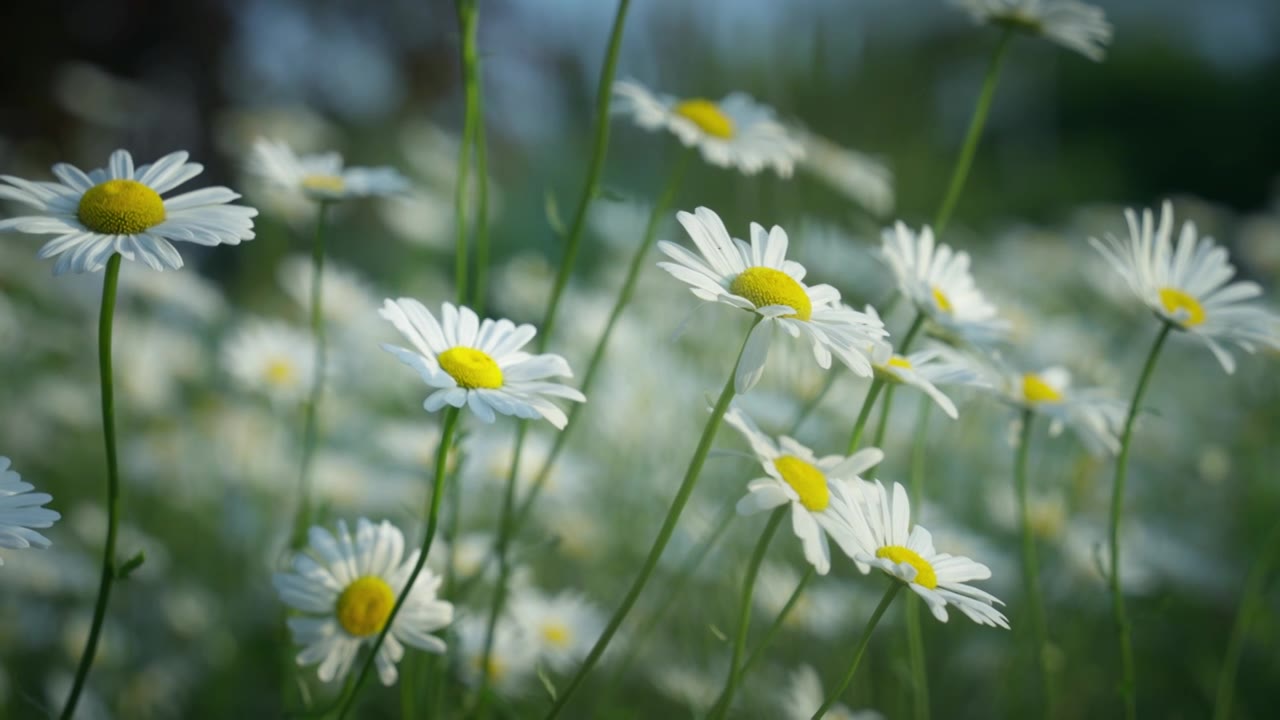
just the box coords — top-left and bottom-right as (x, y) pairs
(453, 0), (481, 305)
(812, 582), (902, 719)
(1015, 409), (1053, 715)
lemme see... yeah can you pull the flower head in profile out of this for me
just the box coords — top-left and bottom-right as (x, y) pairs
(248, 139), (410, 201)
(380, 300), (585, 428)
(724, 407), (883, 574)
(221, 318), (317, 406)
(867, 309), (986, 420)
(881, 222), (1008, 345)
(845, 480), (1009, 628)
(1090, 200), (1280, 374)
(0, 149), (257, 274)
(273, 518), (454, 685)
(0, 457), (61, 564)
(953, 0), (1113, 61)
(658, 207), (888, 393)
(613, 80), (804, 177)
(990, 363), (1124, 455)
(509, 587), (604, 673)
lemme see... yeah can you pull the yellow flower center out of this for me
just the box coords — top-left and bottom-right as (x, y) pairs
(1021, 373), (1063, 404)
(673, 99), (735, 139)
(876, 545), (938, 589)
(438, 346), (504, 389)
(335, 576), (395, 637)
(729, 267), (812, 321)
(931, 286), (954, 314)
(773, 455), (829, 512)
(265, 358), (296, 386)
(301, 174), (346, 195)
(77, 179), (166, 234)
(1158, 287), (1206, 327)
(887, 355), (913, 370)
(540, 621), (572, 648)
(473, 654), (506, 681)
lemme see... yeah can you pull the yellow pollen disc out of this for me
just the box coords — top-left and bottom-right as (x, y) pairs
(1158, 287), (1206, 327)
(1021, 373), (1063, 404)
(335, 576), (395, 637)
(773, 455), (829, 512)
(931, 286), (954, 314)
(540, 622), (571, 648)
(876, 545), (938, 589)
(673, 99), (735, 139)
(264, 358), (296, 386)
(887, 355), (913, 370)
(729, 267), (812, 321)
(438, 346), (504, 389)
(77, 179), (166, 234)
(301, 174), (346, 194)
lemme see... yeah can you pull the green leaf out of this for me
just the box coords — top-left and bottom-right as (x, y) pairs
(708, 624), (728, 642)
(116, 551), (146, 580)
(536, 663), (558, 700)
(545, 189), (566, 238)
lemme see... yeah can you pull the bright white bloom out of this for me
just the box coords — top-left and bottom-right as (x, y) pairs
(509, 587), (604, 673)
(0, 457), (61, 564)
(1090, 200), (1280, 374)
(0, 149), (257, 274)
(991, 364), (1124, 455)
(248, 138), (410, 201)
(221, 319), (317, 405)
(725, 407), (882, 575)
(659, 207), (888, 393)
(846, 480), (1009, 628)
(953, 0), (1113, 61)
(613, 80), (804, 177)
(456, 614), (537, 696)
(781, 664), (884, 720)
(380, 300), (586, 428)
(881, 222), (1008, 344)
(273, 518), (453, 686)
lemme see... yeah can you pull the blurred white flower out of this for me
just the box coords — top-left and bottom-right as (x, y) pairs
(276, 253), (379, 330)
(455, 613), (537, 697)
(508, 587), (605, 673)
(794, 128), (894, 217)
(780, 664), (884, 720)
(986, 363), (1124, 455)
(953, 0), (1112, 61)
(0, 457), (61, 564)
(221, 318), (317, 406)
(249, 138), (410, 201)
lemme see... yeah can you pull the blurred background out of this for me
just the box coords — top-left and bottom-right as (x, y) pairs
(1, 0), (1278, 718)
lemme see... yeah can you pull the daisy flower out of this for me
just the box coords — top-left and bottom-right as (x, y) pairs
(273, 518), (454, 686)
(379, 299), (586, 428)
(0, 457), (61, 564)
(846, 480), (1009, 628)
(248, 138), (410, 201)
(456, 613), (537, 697)
(867, 308), (986, 419)
(613, 80), (804, 177)
(881, 221), (1008, 345)
(991, 364), (1124, 455)
(0, 149), (257, 274)
(1090, 200), (1280, 374)
(658, 207), (888, 393)
(724, 407), (883, 575)
(221, 319), (317, 406)
(781, 664), (884, 720)
(509, 587), (605, 673)
(952, 0), (1113, 61)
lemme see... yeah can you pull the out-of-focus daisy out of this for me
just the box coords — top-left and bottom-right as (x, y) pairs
(509, 587), (605, 673)
(881, 222), (1007, 345)
(846, 480), (1009, 628)
(379, 300), (585, 428)
(724, 407), (882, 574)
(794, 128), (894, 217)
(989, 364), (1124, 455)
(221, 319), (317, 406)
(658, 207), (888, 393)
(456, 614), (537, 697)
(277, 254), (379, 329)
(613, 80), (804, 177)
(0, 457), (61, 564)
(781, 664), (884, 720)
(1090, 200), (1280, 374)
(248, 138), (410, 201)
(952, 0), (1113, 62)
(0, 149), (257, 274)
(273, 518), (453, 686)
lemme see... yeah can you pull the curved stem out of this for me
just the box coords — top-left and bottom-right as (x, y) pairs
(709, 508), (786, 720)
(812, 582), (901, 719)
(1213, 521), (1280, 720)
(1016, 409), (1053, 716)
(542, 318), (757, 719)
(870, 311), (926, 450)
(933, 28), (1013, 235)
(847, 380), (885, 455)
(335, 407), (462, 719)
(1109, 322), (1172, 720)
(453, 0), (480, 305)
(289, 200), (332, 549)
(61, 253), (123, 720)
(737, 566), (817, 679)
(475, 425), (525, 714)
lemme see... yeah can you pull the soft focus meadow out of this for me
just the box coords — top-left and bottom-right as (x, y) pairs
(2, 1), (1280, 719)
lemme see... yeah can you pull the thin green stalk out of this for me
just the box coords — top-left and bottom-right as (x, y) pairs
(1109, 322), (1172, 720)
(812, 582), (902, 719)
(904, 594), (929, 720)
(335, 407), (462, 719)
(467, 6), (491, 314)
(289, 200), (332, 549)
(453, 0), (480, 304)
(933, 28), (1014, 235)
(909, 396), (932, 506)
(789, 370), (839, 436)
(542, 318), (758, 719)
(1213, 522), (1280, 720)
(475, 425), (526, 715)
(709, 508), (786, 720)
(871, 312), (926, 450)
(847, 380), (885, 454)
(61, 253), (124, 720)
(738, 566), (817, 679)
(1015, 409), (1052, 716)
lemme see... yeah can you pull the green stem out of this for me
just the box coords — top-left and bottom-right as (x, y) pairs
(1016, 409), (1053, 716)
(933, 28), (1013, 235)
(909, 396), (931, 506)
(466, 5), (491, 314)
(847, 380), (885, 454)
(871, 312), (926, 450)
(1213, 521), (1280, 720)
(737, 566), (817, 679)
(61, 253), (123, 720)
(709, 508), (786, 720)
(475, 425), (525, 715)
(289, 200), (332, 549)
(789, 370), (839, 436)
(453, 0), (480, 304)
(905, 594), (929, 720)
(1109, 322), (1172, 720)
(542, 318), (757, 719)
(335, 407), (462, 719)
(812, 582), (902, 719)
